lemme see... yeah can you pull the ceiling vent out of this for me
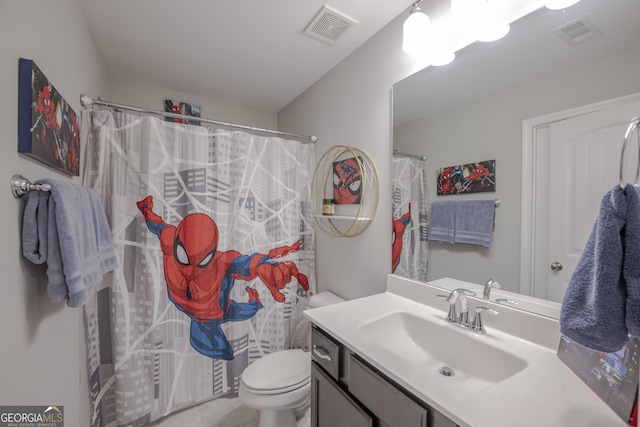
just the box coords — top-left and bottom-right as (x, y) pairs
(553, 16), (604, 46)
(304, 6), (357, 45)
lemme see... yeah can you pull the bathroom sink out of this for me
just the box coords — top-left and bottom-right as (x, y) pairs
(358, 312), (528, 387)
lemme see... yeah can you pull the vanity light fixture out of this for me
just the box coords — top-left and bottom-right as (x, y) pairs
(545, 0), (581, 10)
(430, 51), (456, 66)
(402, 0), (430, 54)
(478, 23), (510, 42)
(477, 0), (510, 42)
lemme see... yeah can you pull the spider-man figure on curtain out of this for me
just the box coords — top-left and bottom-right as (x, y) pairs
(137, 195), (309, 360)
(392, 204), (412, 273)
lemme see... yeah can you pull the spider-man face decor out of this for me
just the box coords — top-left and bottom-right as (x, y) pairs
(333, 157), (362, 204)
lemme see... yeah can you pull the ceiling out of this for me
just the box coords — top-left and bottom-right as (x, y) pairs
(76, 0), (409, 114)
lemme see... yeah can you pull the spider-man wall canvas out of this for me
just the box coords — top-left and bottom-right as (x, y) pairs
(333, 157), (362, 204)
(437, 159), (495, 195)
(137, 195), (309, 360)
(18, 58), (80, 176)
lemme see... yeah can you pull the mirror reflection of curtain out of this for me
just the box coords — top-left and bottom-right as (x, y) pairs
(82, 110), (316, 426)
(392, 156), (428, 281)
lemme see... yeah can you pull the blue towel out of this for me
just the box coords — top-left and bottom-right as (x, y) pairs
(22, 179), (118, 307)
(560, 185), (627, 352)
(428, 201), (455, 243)
(453, 200), (495, 247)
(624, 185), (640, 337)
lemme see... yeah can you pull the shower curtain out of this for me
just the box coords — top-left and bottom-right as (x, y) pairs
(82, 110), (316, 426)
(392, 156), (428, 281)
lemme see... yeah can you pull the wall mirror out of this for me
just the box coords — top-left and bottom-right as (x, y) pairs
(392, 0), (640, 317)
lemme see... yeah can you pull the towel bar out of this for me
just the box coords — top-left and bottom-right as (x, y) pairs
(619, 117), (640, 189)
(11, 174), (51, 198)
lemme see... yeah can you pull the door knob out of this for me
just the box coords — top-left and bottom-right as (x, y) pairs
(550, 262), (563, 272)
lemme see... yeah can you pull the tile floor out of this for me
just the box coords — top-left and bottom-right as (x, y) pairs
(147, 394), (311, 427)
(147, 395), (258, 427)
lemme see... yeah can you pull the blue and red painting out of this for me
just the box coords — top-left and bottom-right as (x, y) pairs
(436, 159), (495, 195)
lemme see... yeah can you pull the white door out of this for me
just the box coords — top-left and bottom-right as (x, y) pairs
(546, 101), (640, 302)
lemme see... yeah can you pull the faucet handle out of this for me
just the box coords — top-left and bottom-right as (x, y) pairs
(471, 306), (498, 333)
(437, 294), (459, 322)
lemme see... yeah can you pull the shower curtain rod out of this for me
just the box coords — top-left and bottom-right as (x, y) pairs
(393, 149), (427, 161)
(79, 95), (318, 143)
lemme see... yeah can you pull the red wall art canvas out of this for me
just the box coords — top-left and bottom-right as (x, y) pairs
(164, 100), (201, 125)
(333, 156), (362, 204)
(18, 58), (80, 176)
(436, 159), (495, 195)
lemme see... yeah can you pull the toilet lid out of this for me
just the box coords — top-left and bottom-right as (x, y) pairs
(241, 349), (310, 393)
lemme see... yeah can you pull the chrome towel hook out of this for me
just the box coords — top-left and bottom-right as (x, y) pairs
(619, 117), (640, 189)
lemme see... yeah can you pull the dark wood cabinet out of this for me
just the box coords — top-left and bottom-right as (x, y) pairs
(310, 326), (459, 427)
(311, 363), (373, 427)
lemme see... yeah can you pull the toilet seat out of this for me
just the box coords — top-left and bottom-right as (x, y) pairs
(241, 349), (311, 395)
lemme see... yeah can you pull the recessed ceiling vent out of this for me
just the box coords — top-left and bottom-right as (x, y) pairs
(553, 16), (604, 46)
(304, 6), (357, 45)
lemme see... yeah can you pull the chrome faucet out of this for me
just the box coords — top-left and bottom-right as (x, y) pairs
(444, 288), (476, 326)
(482, 278), (501, 299)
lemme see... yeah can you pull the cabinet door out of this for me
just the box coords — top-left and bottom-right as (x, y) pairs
(349, 356), (428, 427)
(311, 362), (373, 427)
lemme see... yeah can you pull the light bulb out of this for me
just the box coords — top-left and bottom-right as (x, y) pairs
(477, 0), (510, 42)
(403, 8), (430, 54)
(431, 52), (455, 66)
(479, 23), (510, 42)
(545, 0), (581, 10)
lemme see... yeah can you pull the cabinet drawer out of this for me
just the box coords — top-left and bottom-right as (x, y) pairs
(311, 327), (340, 380)
(311, 363), (373, 427)
(349, 355), (428, 427)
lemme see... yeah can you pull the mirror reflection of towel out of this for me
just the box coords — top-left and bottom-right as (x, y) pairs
(453, 200), (495, 247)
(428, 201), (455, 243)
(428, 200), (495, 247)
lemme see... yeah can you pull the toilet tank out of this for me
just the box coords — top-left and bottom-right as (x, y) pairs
(292, 292), (345, 351)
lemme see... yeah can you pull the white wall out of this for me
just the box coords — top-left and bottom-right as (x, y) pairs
(105, 77), (278, 131)
(0, 3), (278, 426)
(280, 10), (640, 298)
(0, 1), (107, 425)
(394, 46), (640, 292)
(278, 14), (429, 300)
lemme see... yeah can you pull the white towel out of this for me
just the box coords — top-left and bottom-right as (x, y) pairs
(22, 179), (118, 307)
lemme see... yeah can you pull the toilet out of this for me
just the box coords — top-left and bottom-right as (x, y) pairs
(238, 292), (344, 427)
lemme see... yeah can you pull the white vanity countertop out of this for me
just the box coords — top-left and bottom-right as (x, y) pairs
(305, 276), (629, 427)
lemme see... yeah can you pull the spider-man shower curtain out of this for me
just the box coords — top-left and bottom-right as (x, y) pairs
(82, 110), (316, 426)
(392, 156), (428, 281)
